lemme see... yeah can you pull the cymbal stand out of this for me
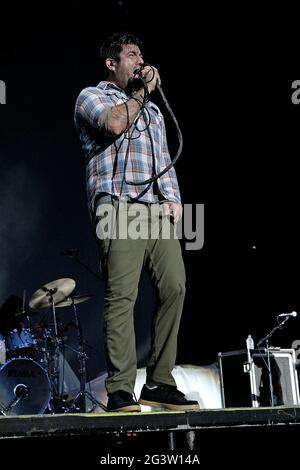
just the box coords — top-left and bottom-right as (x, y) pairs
(43, 287), (63, 410)
(65, 300), (107, 413)
(22, 288), (35, 340)
(70, 300), (87, 411)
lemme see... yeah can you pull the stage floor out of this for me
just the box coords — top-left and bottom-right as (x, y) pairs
(1, 405), (300, 438)
(1, 406), (300, 466)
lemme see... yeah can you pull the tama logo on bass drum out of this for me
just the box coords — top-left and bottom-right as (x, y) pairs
(7, 369), (36, 378)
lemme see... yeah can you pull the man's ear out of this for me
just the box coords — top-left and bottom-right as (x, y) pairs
(106, 58), (116, 71)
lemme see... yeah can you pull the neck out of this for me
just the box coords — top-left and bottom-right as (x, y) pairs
(106, 72), (125, 89)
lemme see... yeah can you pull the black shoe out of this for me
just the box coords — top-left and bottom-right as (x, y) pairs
(107, 390), (141, 412)
(139, 384), (200, 411)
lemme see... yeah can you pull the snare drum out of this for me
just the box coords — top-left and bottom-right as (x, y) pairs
(6, 328), (37, 359)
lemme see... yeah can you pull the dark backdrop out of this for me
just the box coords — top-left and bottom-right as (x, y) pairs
(0, 1), (299, 382)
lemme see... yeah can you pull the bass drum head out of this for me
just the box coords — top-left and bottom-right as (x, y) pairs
(0, 358), (51, 415)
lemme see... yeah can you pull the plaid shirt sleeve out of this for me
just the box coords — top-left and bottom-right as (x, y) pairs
(76, 87), (111, 130)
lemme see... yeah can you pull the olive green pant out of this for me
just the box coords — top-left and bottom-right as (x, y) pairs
(95, 200), (186, 395)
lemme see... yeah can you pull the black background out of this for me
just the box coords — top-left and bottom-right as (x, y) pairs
(0, 1), (299, 382)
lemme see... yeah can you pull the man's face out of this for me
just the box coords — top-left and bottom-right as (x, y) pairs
(113, 44), (144, 89)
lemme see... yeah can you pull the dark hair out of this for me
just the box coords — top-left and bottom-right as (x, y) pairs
(0, 295), (24, 334)
(100, 32), (144, 67)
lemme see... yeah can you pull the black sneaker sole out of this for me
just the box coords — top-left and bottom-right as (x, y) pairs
(139, 398), (200, 411)
(107, 404), (141, 412)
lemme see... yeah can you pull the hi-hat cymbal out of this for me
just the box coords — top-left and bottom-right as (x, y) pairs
(55, 294), (94, 308)
(29, 278), (76, 311)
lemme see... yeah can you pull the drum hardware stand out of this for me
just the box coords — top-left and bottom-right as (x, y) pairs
(43, 287), (65, 411)
(71, 299), (86, 411)
(0, 384), (29, 415)
(0, 402), (5, 415)
(28, 279), (106, 413)
(74, 390), (107, 412)
(63, 299), (107, 412)
(28, 278), (77, 413)
(21, 289), (35, 339)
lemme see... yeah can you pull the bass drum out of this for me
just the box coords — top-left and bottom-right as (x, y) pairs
(0, 358), (51, 415)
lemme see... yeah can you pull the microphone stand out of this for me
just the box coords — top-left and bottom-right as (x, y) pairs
(257, 315), (291, 406)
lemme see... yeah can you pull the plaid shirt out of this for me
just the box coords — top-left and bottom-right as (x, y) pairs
(74, 81), (181, 216)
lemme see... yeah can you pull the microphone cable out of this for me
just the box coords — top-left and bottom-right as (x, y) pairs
(99, 64), (183, 279)
(124, 64), (183, 186)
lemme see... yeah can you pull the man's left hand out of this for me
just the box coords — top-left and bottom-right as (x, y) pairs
(162, 201), (182, 223)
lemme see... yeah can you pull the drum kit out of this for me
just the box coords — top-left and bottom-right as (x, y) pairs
(0, 278), (105, 416)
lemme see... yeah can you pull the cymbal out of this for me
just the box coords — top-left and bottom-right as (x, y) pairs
(55, 294), (94, 308)
(29, 278), (76, 311)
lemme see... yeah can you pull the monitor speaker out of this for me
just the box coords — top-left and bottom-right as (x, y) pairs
(218, 348), (300, 407)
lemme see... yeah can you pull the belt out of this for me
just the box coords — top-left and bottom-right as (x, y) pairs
(94, 193), (157, 208)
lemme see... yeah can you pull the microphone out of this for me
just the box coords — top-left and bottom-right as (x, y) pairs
(278, 311), (297, 318)
(60, 248), (79, 257)
(133, 63), (148, 76)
